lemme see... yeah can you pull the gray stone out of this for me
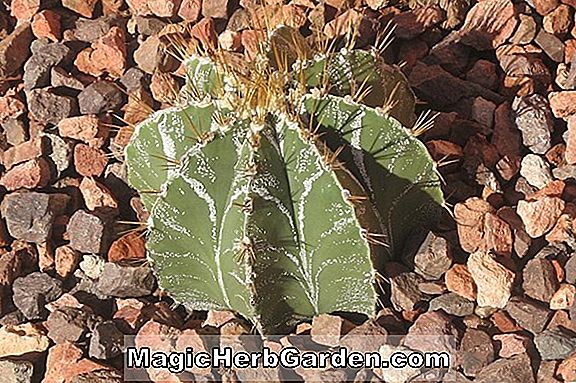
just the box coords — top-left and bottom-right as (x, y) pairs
(474, 353), (534, 383)
(407, 231), (453, 280)
(512, 94), (554, 154)
(27, 88), (78, 125)
(120, 67), (148, 92)
(566, 255), (575, 284)
(12, 272), (63, 320)
(96, 262), (156, 297)
(552, 164), (576, 180)
(534, 328), (576, 360)
(0, 191), (69, 244)
(227, 8), (251, 31)
(429, 293), (475, 317)
(89, 321), (124, 359)
(390, 272), (430, 312)
(67, 210), (112, 254)
(519, 154), (552, 189)
(0, 359), (34, 383)
(1, 118), (28, 146)
(23, 41), (71, 90)
(459, 328), (494, 377)
(74, 15), (123, 43)
(78, 81), (124, 115)
(535, 29), (565, 63)
(43, 133), (73, 175)
(505, 296), (553, 334)
(510, 14), (536, 45)
(51, 67), (85, 90)
(522, 258), (559, 303)
(135, 16), (166, 36)
(70, 370), (123, 383)
(0, 310), (27, 326)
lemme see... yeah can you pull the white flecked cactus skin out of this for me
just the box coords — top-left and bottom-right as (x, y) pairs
(125, 26), (444, 334)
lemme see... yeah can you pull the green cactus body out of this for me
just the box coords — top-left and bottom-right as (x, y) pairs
(125, 26), (443, 333)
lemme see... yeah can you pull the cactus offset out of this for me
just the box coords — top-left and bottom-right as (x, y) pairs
(125, 25), (444, 333)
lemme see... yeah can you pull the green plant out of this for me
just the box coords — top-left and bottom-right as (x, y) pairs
(125, 26), (444, 334)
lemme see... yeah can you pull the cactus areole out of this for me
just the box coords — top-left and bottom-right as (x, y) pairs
(125, 26), (444, 334)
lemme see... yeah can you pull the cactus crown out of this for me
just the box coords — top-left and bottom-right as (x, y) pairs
(125, 24), (444, 334)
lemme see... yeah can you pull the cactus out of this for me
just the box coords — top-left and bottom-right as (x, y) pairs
(125, 26), (444, 333)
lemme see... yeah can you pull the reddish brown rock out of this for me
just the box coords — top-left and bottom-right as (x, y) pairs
(134, 320), (183, 382)
(265, 4), (307, 29)
(73, 48), (96, 76)
(565, 115), (576, 164)
(0, 24), (33, 80)
(62, 0), (99, 18)
(426, 140), (463, 162)
(43, 342), (115, 383)
(475, 353), (535, 383)
(10, 0), (40, 23)
(191, 17), (218, 51)
(549, 91), (576, 118)
(311, 314), (354, 347)
(55, 245), (81, 278)
(74, 144), (108, 177)
(113, 298), (146, 333)
(445, 264), (477, 301)
(31, 10), (61, 42)
(122, 90), (153, 126)
(543, 4), (572, 35)
(2, 137), (44, 170)
(38, 241), (54, 271)
(203, 310), (236, 328)
(90, 26), (126, 78)
(493, 333), (531, 358)
(202, 0), (228, 19)
(0, 158), (51, 191)
(491, 310), (522, 333)
(550, 283), (575, 309)
(241, 29), (264, 61)
(324, 9), (371, 40)
(517, 196), (565, 238)
(557, 353), (576, 382)
(483, 212), (513, 257)
(58, 115), (108, 148)
(436, 0), (518, 50)
(454, 197), (494, 253)
(467, 60), (499, 90)
(79, 177), (118, 212)
(403, 311), (459, 354)
(126, 0), (153, 15)
(178, 0), (201, 20)
(108, 232), (146, 263)
(393, 6), (445, 39)
(46, 293), (85, 312)
(0, 94), (26, 122)
(133, 35), (163, 74)
(532, 0), (559, 15)
(150, 72), (179, 104)
(148, 0), (182, 17)
(75, 27), (126, 79)
(467, 251), (515, 309)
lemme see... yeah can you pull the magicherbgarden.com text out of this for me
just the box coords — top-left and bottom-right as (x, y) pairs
(126, 346), (451, 374)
